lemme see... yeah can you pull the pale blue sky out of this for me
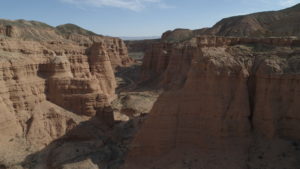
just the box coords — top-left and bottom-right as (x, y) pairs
(0, 0), (299, 37)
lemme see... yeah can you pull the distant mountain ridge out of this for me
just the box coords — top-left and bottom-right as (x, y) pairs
(121, 36), (160, 40)
(0, 19), (108, 42)
(56, 23), (98, 36)
(162, 3), (300, 42)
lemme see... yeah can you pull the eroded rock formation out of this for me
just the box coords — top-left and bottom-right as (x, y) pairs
(124, 36), (300, 169)
(0, 19), (133, 167)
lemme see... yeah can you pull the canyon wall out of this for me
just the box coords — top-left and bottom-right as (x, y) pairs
(125, 39), (159, 53)
(0, 20), (133, 69)
(141, 37), (300, 87)
(124, 36), (300, 169)
(0, 20), (133, 164)
(0, 38), (110, 147)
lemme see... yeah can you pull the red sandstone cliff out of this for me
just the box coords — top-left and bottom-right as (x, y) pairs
(124, 36), (300, 169)
(0, 38), (115, 147)
(0, 20), (133, 166)
(0, 19), (133, 69)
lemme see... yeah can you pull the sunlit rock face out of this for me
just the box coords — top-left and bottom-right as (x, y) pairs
(0, 20), (133, 157)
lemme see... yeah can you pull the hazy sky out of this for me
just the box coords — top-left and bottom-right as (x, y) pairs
(1, 0), (299, 37)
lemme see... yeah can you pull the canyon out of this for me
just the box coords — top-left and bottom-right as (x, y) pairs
(0, 3), (300, 169)
(124, 36), (300, 169)
(0, 19), (136, 169)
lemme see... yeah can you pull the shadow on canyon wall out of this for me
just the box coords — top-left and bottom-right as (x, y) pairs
(22, 109), (143, 169)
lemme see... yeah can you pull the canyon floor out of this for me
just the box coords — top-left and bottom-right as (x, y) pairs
(112, 59), (161, 121)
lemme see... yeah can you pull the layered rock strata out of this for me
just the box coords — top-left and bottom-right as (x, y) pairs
(124, 36), (300, 169)
(0, 31), (131, 167)
(0, 19), (133, 69)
